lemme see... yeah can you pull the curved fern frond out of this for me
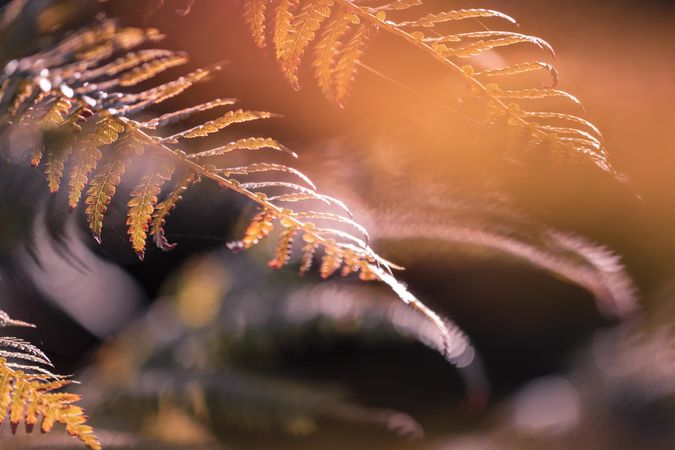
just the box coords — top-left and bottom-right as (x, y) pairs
(244, 0), (614, 174)
(0, 22), (473, 369)
(0, 310), (99, 450)
(244, 0), (271, 49)
(371, 203), (638, 318)
(150, 170), (200, 251)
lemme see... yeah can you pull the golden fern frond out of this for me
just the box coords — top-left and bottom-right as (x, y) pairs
(85, 133), (139, 243)
(44, 144), (72, 193)
(312, 7), (357, 100)
(162, 109), (276, 142)
(67, 116), (125, 209)
(0, 311), (100, 450)
(244, 0), (271, 49)
(188, 136), (294, 158)
(333, 22), (371, 106)
(127, 159), (175, 259)
(244, 0), (614, 174)
(150, 170), (200, 251)
(1, 22), (473, 370)
(139, 98), (236, 129)
(279, 0), (334, 89)
(273, 0), (300, 61)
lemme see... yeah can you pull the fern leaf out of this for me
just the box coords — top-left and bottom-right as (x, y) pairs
(523, 111), (603, 138)
(38, 97), (73, 129)
(84, 133), (139, 242)
(268, 224), (298, 269)
(127, 160), (175, 259)
(163, 109), (276, 142)
(8, 80), (35, 118)
(67, 116), (125, 209)
(239, 181), (352, 214)
(396, 9), (516, 28)
(43, 145), (71, 193)
(139, 98), (236, 129)
(114, 65), (219, 115)
(0, 337), (52, 367)
(244, 0), (270, 49)
(425, 31), (555, 57)
(488, 85), (583, 109)
(299, 240), (318, 274)
(267, 192), (325, 204)
(273, 0), (300, 61)
(319, 245), (343, 278)
(219, 163), (316, 189)
(313, 8), (356, 100)
(75, 27), (163, 63)
(150, 170), (199, 251)
(280, 0), (334, 89)
(74, 49), (176, 82)
(431, 36), (552, 59)
(189, 136), (294, 158)
(292, 211), (369, 241)
(333, 23), (371, 106)
(473, 62), (558, 87)
(0, 311), (35, 328)
(0, 311), (100, 449)
(118, 53), (188, 87)
(231, 208), (278, 250)
(372, 0), (423, 12)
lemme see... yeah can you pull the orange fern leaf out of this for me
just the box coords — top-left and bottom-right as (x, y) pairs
(150, 170), (199, 251)
(244, 0), (270, 49)
(273, 0), (300, 61)
(0, 311), (100, 450)
(279, 0), (334, 89)
(67, 117), (125, 209)
(127, 160), (175, 259)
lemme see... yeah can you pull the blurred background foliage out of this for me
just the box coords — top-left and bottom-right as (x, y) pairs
(0, 0), (674, 449)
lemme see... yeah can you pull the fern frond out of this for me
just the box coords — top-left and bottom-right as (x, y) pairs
(84, 133), (138, 242)
(0, 311), (99, 449)
(396, 8), (516, 27)
(312, 7), (356, 100)
(150, 170), (199, 251)
(244, 0), (270, 49)
(67, 116), (125, 209)
(118, 53), (188, 87)
(73, 49), (176, 82)
(218, 163), (316, 189)
(44, 144), (71, 193)
(139, 98), (236, 129)
(333, 22), (371, 107)
(273, 0), (300, 61)
(473, 62), (558, 87)
(1, 22), (473, 370)
(244, 0), (615, 174)
(370, 198), (638, 318)
(162, 109), (276, 142)
(280, 0), (334, 89)
(268, 225), (299, 269)
(188, 137), (294, 158)
(127, 159), (175, 259)
(300, 240), (318, 274)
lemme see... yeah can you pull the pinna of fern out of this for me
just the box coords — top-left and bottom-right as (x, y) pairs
(0, 310), (100, 449)
(242, 0), (614, 175)
(0, 20), (473, 374)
